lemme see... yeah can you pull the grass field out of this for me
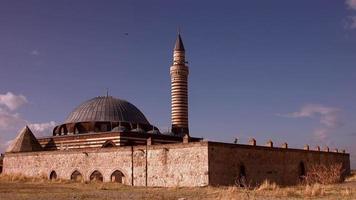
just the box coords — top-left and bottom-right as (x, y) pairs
(0, 172), (355, 200)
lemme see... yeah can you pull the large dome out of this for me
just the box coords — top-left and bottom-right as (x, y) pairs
(65, 96), (150, 124)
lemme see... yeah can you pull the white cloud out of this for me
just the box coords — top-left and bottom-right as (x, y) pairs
(30, 50), (40, 56)
(345, 16), (356, 29)
(29, 121), (56, 137)
(344, 1), (356, 29)
(346, 0), (356, 10)
(279, 104), (343, 142)
(0, 92), (55, 152)
(0, 110), (26, 130)
(313, 127), (329, 142)
(280, 104), (342, 128)
(0, 92), (28, 111)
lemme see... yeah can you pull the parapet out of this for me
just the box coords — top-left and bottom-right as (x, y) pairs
(229, 138), (347, 154)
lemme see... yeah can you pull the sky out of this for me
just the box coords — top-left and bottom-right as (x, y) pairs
(0, 0), (355, 168)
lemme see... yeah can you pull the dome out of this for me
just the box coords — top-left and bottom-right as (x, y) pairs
(65, 96), (150, 124)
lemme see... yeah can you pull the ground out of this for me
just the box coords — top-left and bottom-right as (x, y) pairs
(0, 173), (355, 200)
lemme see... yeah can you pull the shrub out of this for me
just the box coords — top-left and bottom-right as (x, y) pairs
(304, 163), (344, 185)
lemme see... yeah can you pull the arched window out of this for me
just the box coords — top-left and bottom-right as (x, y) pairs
(90, 170), (103, 182)
(71, 170), (83, 182)
(299, 161), (306, 180)
(102, 140), (116, 148)
(111, 170), (125, 183)
(49, 171), (57, 180)
(60, 125), (68, 135)
(237, 164), (247, 187)
(240, 165), (246, 177)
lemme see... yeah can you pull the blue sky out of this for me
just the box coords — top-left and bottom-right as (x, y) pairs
(0, 0), (355, 168)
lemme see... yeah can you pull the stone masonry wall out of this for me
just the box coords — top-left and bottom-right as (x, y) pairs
(3, 141), (350, 187)
(208, 142), (350, 186)
(3, 142), (209, 187)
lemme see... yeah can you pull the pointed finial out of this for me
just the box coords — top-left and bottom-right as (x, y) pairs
(106, 88), (109, 97)
(174, 31), (185, 51)
(177, 26), (181, 35)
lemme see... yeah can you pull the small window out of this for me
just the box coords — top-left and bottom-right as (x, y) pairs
(111, 170), (125, 183)
(299, 162), (306, 180)
(60, 126), (68, 135)
(90, 170), (103, 182)
(50, 171), (57, 180)
(237, 164), (247, 187)
(71, 170), (83, 182)
(102, 140), (116, 148)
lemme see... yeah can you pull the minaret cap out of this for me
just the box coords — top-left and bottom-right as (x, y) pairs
(174, 34), (185, 51)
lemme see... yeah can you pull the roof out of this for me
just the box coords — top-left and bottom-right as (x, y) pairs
(6, 126), (42, 153)
(174, 34), (185, 51)
(65, 96), (150, 124)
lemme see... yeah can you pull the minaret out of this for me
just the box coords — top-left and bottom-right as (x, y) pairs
(170, 33), (189, 135)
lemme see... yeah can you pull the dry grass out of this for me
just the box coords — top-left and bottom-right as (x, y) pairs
(305, 163), (345, 185)
(256, 180), (279, 191)
(304, 183), (325, 197)
(346, 171), (356, 182)
(216, 179), (356, 200)
(0, 173), (355, 200)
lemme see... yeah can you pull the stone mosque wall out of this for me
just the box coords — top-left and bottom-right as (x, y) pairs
(3, 142), (209, 187)
(208, 142), (350, 186)
(3, 141), (350, 187)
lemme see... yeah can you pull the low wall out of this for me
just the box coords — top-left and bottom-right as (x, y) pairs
(208, 142), (351, 186)
(3, 142), (209, 187)
(3, 141), (350, 187)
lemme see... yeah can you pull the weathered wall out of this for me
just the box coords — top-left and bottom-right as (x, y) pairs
(4, 147), (133, 183)
(3, 142), (209, 187)
(3, 141), (350, 187)
(208, 142), (351, 186)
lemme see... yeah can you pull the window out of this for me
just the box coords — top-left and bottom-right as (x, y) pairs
(90, 170), (103, 182)
(49, 171), (57, 180)
(71, 170), (83, 182)
(102, 140), (116, 148)
(111, 170), (125, 183)
(299, 162), (306, 181)
(237, 164), (247, 187)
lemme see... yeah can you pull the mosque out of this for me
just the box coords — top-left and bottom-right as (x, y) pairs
(1, 34), (350, 187)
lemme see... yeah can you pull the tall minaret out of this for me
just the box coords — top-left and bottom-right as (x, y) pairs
(170, 33), (189, 135)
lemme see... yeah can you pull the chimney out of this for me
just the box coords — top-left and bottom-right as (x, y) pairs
(282, 142), (288, 149)
(266, 140), (273, 147)
(249, 138), (256, 146)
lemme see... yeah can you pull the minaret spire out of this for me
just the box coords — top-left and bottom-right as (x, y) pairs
(174, 33), (185, 51)
(170, 32), (189, 136)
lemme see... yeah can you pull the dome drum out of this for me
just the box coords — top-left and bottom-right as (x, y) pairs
(53, 121), (159, 136)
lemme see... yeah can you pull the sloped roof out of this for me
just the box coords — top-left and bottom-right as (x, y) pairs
(6, 126), (42, 153)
